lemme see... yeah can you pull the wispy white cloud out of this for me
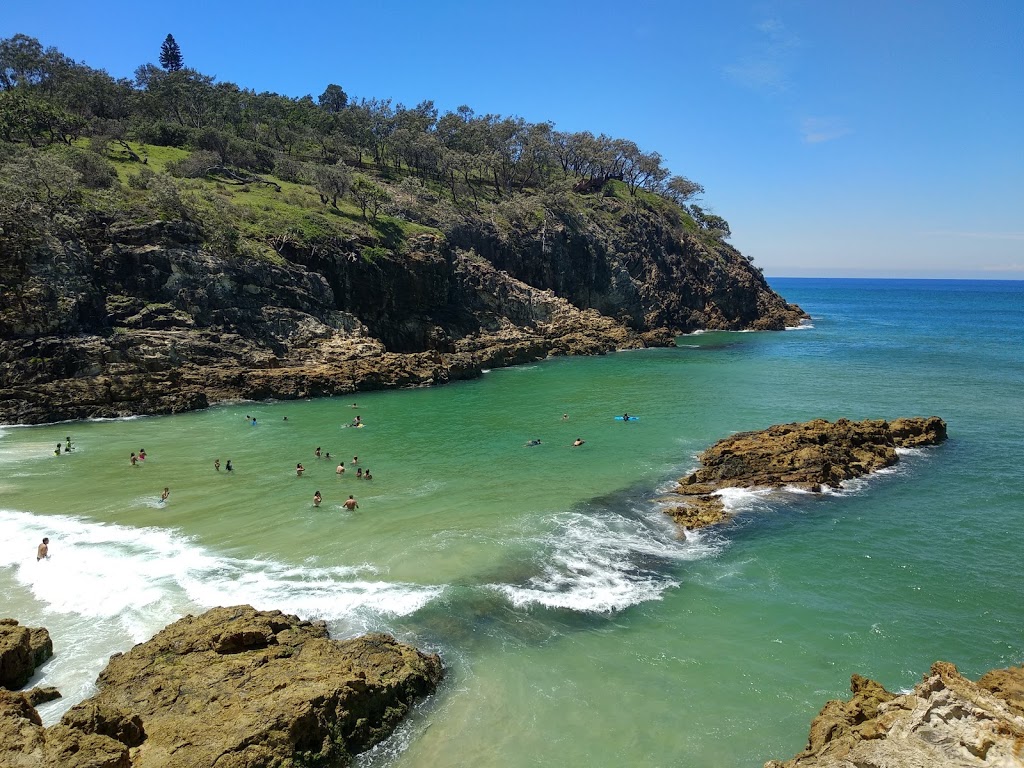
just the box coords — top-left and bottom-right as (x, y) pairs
(800, 116), (851, 144)
(725, 18), (800, 92)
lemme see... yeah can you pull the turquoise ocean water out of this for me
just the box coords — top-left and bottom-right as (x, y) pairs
(1, 278), (1022, 766)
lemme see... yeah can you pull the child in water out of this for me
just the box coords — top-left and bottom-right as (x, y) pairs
(160, 487), (170, 503)
(313, 490), (322, 507)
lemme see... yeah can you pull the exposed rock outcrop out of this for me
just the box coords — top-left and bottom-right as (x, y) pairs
(0, 606), (442, 768)
(667, 417), (947, 529)
(0, 620), (53, 691)
(764, 662), (1024, 767)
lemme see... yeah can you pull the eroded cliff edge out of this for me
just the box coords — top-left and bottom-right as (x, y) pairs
(0, 606), (442, 768)
(0, 192), (805, 424)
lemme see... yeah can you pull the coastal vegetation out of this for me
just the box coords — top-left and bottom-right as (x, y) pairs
(0, 32), (721, 264)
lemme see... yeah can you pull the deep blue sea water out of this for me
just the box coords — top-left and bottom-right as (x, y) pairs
(1, 278), (1022, 766)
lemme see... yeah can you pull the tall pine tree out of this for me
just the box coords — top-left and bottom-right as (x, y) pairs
(159, 34), (183, 72)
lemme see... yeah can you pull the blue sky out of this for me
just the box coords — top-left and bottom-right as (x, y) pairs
(4, 1), (1022, 278)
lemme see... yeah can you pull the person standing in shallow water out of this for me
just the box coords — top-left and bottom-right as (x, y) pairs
(160, 487), (170, 503)
(343, 495), (358, 510)
(54, 443), (61, 456)
(214, 459), (221, 471)
(225, 460), (233, 472)
(313, 490), (322, 507)
(37, 538), (49, 561)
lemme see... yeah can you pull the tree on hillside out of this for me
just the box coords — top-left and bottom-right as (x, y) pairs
(314, 162), (351, 208)
(350, 175), (390, 221)
(318, 84), (348, 113)
(663, 175), (704, 205)
(159, 34), (183, 72)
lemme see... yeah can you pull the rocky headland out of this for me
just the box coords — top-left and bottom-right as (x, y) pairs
(0, 605), (442, 768)
(764, 662), (1024, 767)
(0, 204), (806, 425)
(666, 417), (948, 529)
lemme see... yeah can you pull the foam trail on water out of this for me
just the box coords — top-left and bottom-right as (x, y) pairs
(491, 505), (720, 614)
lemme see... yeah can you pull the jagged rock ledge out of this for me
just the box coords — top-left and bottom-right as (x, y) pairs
(764, 661), (1024, 767)
(0, 606), (442, 768)
(665, 417), (948, 529)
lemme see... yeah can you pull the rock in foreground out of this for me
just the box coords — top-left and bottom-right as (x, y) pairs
(0, 619), (53, 691)
(668, 417), (947, 529)
(765, 662), (1024, 767)
(0, 606), (442, 768)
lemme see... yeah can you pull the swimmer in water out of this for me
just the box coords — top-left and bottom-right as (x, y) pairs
(214, 458), (221, 471)
(296, 463), (305, 477)
(54, 443), (61, 456)
(37, 538), (49, 561)
(356, 467), (363, 479)
(160, 487), (170, 502)
(65, 437), (73, 452)
(315, 447), (322, 459)
(364, 469), (372, 480)
(130, 452), (138, 466)
(343, 495), (358, 510)
(225, 460), (233, 472)
(313, 490), (322, 507)
(336, 462), (345, 474)
(572, 438), (585, 447)
(525, 439), (542, 447)
(138, 448), (146, 460)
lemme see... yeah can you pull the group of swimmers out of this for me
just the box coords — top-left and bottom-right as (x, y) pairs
(525, 437), (586, 447)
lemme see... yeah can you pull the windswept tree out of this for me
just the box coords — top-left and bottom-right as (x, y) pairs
(662, 175), (704, 206)
(159, 34), (183, 72)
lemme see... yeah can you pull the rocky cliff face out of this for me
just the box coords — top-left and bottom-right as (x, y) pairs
(0, 196), (804, 424)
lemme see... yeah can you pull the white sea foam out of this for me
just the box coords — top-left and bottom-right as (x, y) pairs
(0, 508), (442, 628)
(785, 319), (815, 330)
(490, 505), (718, 614)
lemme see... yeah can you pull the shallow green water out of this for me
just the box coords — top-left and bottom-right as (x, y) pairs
(2, 278), (1022, 766)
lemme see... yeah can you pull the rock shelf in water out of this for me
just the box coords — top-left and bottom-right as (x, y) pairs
(666, 416), (948, 529)
(764, 661), (1024, 767)
(0, 605), (442, 768)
